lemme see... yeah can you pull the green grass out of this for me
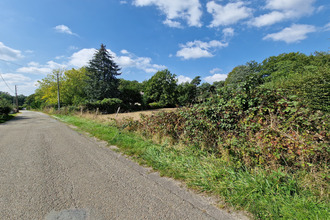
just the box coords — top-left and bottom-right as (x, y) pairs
(0, 113), (16, 123)
(55, 114), (329, 219)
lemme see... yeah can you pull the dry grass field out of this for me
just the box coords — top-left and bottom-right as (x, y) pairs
(78, 108), (177, 123)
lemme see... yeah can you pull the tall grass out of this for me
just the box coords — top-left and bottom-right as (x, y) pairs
(55, 114), (329, 219)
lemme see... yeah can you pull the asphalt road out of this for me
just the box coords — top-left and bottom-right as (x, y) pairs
(0, 111), (247, 220)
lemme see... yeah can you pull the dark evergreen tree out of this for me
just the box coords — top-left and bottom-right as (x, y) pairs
(85, 44), (121, 101)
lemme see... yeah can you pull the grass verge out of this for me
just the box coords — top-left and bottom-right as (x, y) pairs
(55, 114), (329, 219)
(0, 113), (16, 123)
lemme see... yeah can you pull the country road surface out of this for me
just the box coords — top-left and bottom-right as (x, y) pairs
(0, 111), (247, 220)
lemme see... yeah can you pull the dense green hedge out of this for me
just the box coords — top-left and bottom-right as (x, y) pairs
(85, 98), (122, 113)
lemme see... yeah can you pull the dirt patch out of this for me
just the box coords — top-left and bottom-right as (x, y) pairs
(78, 108), (177, 122)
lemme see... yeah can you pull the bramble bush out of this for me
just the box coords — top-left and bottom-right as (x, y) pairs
(137, 77), (329, 171)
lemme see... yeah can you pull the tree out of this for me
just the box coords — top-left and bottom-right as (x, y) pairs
(34, 68), (88, 108)
(85, 44), (121, 101)
(197, 82), (212, 103)
(61, 68), (88, 106)
(225, 61), (261, 88)
(25, 94), (42, 109)
(119, 79), (143, 110)
(177, 76), (201, 106)
(144, 69), (177, 107)
(34, 69), (62, 107)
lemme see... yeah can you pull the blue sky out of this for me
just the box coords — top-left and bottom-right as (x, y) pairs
(0, 0), (329, 95)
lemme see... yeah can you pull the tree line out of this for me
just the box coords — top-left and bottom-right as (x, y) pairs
(11, 44), (330, 114)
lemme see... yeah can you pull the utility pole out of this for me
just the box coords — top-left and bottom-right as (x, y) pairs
(15, 85), (19, 113)
(56, 70), (61, 110)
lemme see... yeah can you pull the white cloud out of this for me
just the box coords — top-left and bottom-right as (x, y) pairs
(68, 48), (165, 74)
(69, 48), (96, 67)
(324, 22), (330, 31)
(207, 1), (252, 27)
(17, 61), (66, 75)
(263, 24), (316, 43)
(223, 28), (234, 38)
(1, 73), (31, 84)
(176, 40), (228, 60)
(251, 11), (286, 27)
(0, 73), (34, 95)
(204, 74), (227, 83)
(210, 68), (222, 74)
(133, 0), (202, 27)
(251, 0), (316, 27)
(0, 42), (23, 61)
(163, 19), (183, 28)
(177, 75), (192, 84)
(265, 0), (315, 13)
(120, 1), (128, 4)
(54, 25), (78, 36)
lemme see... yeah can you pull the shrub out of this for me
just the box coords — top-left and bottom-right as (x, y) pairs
(138, 86), (329, 171)
(85, 98), (122, 113)
(0, 99), (13, 116)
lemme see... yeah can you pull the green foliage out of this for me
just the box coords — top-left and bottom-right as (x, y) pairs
(85, 44), (121, 101)
(85, 98), (122, 113)
(33, 68), (89, 109)
(34, 69), (63, 108)
(24, 94), (42, 109)
(225, 61), (261, 88)
(55, 114), (329, 220)
(196, 82), (213, 103)
(139, 83), (329, 171)
(0, 91), (27, 109)
(118, 79), (143, 111)
(144, 69), (177, 107)
(0, 91), (12, 102)
(61, 68), (88, 106)
(0, 98), (13, 116)
(177, 76), (201, 106)
(261, 52), (330, 112)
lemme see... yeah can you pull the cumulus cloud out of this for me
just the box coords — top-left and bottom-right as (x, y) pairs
(251, 0), (316, 27)
(176, 40), (228, 60)
(204, 74), (227, 83)
(69, 48), (96, 67)
(0, 73), (35, 95)
(177, 75), (192, 84)
(0, 42), (23, 61)
(17, 61), (66, 75)
(0, 73), (31, 84)
(54, 25), (78, 36)
(263, 24), (316, 43)
(69, 48), (165, 74)
(207, 1), (252, 27)
(133, 0), (202, 27)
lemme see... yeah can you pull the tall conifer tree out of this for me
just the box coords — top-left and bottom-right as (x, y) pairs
(86, 44), (121, 101)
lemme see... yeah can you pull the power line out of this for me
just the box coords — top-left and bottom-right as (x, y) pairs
(0, 72), (15, 94)
(0, 58), (24, 67)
